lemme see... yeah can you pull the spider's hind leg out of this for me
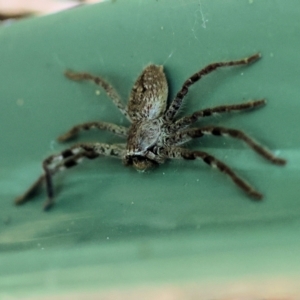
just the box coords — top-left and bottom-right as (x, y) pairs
(165, 53), (261, 121)
(65, 70), (130, 120)
(57, 121), (128, 142)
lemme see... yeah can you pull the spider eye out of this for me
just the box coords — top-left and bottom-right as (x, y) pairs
(124, 156), (133, 166)
(131, 156), (157, 172)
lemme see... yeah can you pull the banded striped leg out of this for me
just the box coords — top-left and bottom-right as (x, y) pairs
(164, 53), (261, 121)
(65, 70), (131, 121)
(14, 151), (97, 210)
(15, 174), (45, 206)
(163, 147), (263, 199)
(168, 126), (286, 165)
(57, 121), (128, 142)
(15, 143), (125, 210)
(171, 99), (266, 131)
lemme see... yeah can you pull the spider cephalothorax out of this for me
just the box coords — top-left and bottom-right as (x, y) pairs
(15, 53), (286, 210)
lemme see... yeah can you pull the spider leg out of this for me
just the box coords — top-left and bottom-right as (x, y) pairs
(15, 151), (98, 210)
(168, 126), (286, 165)
(57, 121), (128, 142)
(164, 53), (261, 121)
(15, 174), (45, 205)
(65, 70), (131, 121)
(15, 143), (125, 211)
(171, 99), (265, 130)
(161, 146), (263, 199)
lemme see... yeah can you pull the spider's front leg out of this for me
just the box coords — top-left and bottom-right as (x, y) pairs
(15, 143), (125, 210)
(15, 174), (45, 206)
(161, 147), (263, 199)
(15, 148), (98, 210)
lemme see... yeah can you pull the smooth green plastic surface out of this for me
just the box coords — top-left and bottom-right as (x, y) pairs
(1, 0), (299, 297)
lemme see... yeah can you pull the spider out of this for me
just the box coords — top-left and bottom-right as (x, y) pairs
(15, 53), (286, 211)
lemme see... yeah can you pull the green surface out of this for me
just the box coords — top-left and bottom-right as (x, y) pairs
(0, 0), (299, 297)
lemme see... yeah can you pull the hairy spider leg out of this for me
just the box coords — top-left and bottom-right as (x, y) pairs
(164, 53), (261, 121)
(172, 99), (266, 131)
(15, 174), (45, 205)
(168, 126), (286, 165)
(162, 147), (263, 199)
(15, 149), (97, 210)
(15, 143), (125, 210)
(57, 121), (128, 142)
(65, 70), (131, 121)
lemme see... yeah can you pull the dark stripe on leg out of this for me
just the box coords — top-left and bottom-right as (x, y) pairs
(64, 159), (77, 168)
(62, 149), (74, 158)
(172, 99), (266, 130)
(57, 122), (128, 142)
(201, 126), (286, 165)
(15, 174), (45, 205)
(165, 53), (261, 121)
(181, 149), (263, 200)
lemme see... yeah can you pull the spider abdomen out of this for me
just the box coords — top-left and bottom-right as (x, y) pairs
(128, 65), (168, 120)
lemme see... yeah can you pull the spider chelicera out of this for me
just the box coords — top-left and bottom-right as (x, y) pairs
(15, 53), (286, 210)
